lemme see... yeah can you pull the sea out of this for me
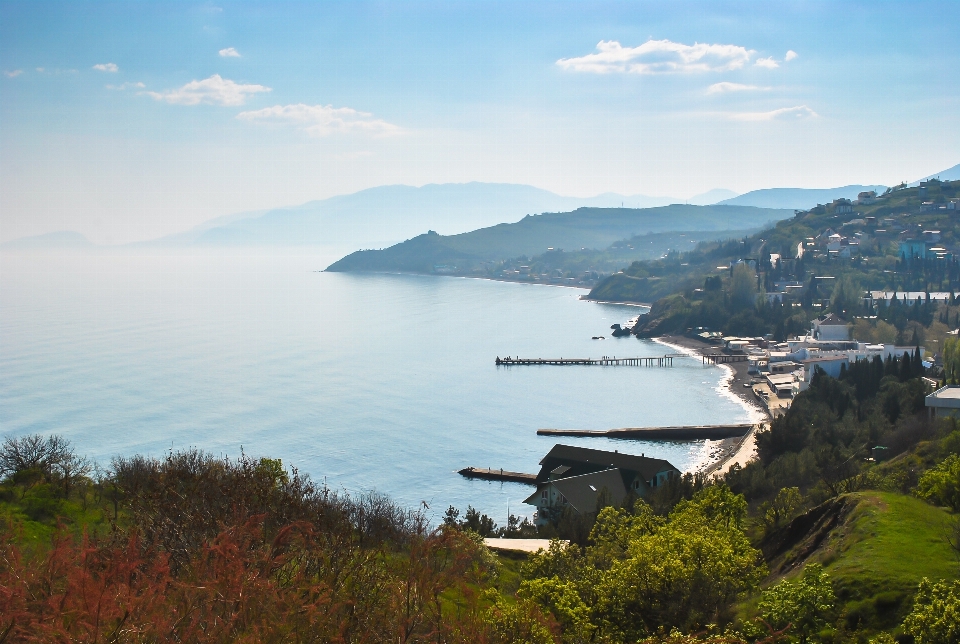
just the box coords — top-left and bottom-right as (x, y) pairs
(0, 248), (759, 524)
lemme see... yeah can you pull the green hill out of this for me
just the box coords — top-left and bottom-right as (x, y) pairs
(325, 204), (791, 273)
(758, 491), (957, 631)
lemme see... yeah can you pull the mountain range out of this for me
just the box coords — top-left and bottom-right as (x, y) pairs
(3, 163), (956, 251)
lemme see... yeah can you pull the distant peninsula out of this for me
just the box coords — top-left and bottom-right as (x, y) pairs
(324, 204), (792, 285)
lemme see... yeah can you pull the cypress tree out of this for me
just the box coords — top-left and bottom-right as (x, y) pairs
(899, 353), (912, 381)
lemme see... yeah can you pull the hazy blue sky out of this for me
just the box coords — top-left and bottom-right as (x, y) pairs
(2, 1), (958, 243)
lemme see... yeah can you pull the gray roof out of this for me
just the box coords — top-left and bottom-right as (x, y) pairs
(549, 469), (628, 514)
(538, 444), (677, 482)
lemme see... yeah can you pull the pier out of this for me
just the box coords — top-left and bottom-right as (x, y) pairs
(702, 354), (748, 364)
(495, 355), (679, 367)
(537, 424), (753, 440)
(458, 467), (538, 485)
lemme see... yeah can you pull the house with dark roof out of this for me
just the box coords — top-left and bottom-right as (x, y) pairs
(523, 445), (681, 524)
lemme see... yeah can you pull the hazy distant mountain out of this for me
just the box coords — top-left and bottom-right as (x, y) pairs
(0, 231), (93, 250)
(142, 183), (679, 250)
(326, 204), (792, 273)
(687, 189), (739, 206)
(717, 185), (887, 210)
(911, 162), (960, 186)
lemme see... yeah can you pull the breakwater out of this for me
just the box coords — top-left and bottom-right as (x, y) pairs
(458, 467), (538, 484)
(537, 424), (754, 440)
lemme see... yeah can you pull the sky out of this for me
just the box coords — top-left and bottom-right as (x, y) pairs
(1, 1), (959, 244)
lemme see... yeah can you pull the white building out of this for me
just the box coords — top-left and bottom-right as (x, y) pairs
(926, 386), (960, 419)
(811, 314), (851, 341)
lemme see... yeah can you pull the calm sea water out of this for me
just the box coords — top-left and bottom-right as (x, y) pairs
(0, 249), (757, 522)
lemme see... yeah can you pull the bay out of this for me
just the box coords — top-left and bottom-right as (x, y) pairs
(0, 250), (757, 523)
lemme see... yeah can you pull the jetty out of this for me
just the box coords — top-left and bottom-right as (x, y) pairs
(458, 466), (537, 485)
(537, 424), (753, 440)
(495, 355), (680, 367)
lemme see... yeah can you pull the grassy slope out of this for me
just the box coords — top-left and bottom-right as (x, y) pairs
(0, 482), (114, 545)
(821, 492), (954, 597)
(757, 491), (957, 632)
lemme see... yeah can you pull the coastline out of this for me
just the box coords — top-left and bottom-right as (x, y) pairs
(652, 334), (769, 476)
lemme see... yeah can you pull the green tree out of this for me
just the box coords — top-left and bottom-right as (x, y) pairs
(519, 488), (765, 641)
(944, 338), (960, 385)
(517, 577), (595, 642)
(830, 275), (860, 317)
(758, 487), (803, 532)
(729, 264), (758, 310)
(916, 454), (960, 511)
(902, 578), (960, 644)
(749, 564), (835, 644)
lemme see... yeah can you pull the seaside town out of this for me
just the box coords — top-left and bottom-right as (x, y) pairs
(4, 2), (960, 640)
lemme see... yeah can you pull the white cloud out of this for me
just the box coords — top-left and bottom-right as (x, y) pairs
(754, 57), (779, 69)
(219, 47), (241, 58)
(785, 50), (799, 61)
(106, 81), (146, 90)
(728, 105), (818, 121)
(237, 103), (402, 137)
(557, 39), (755, 74)
(706, 82), (768, 94)
(144, 74), (270, 106)
(93, 63), (119, 72)
(4, 69), (23, 78)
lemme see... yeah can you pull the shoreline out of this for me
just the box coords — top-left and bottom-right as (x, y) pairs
(652, 334), (769, 476)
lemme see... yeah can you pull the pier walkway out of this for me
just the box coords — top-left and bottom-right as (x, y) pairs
(495, 355), (681, 367)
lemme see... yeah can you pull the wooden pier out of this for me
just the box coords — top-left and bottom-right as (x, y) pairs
(496, 355), (679, 367)
(702, 354), (748, 364)
(458, 467), (538, 485)
(537, 424), (753, 440)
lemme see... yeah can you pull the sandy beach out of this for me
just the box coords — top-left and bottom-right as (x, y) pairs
(654, 334), (770, 477)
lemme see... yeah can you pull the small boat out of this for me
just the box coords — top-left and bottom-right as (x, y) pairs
(592, 336), (606, 340)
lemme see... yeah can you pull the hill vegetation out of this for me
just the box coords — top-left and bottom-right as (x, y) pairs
(325, 204), (790, 278)
(590, 180), (960, 340)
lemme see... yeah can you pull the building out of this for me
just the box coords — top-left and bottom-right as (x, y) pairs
(925, 386), (960, 419)
(811, 313), (851, 341)
(524, 445), (681, 524)
(857, 191), (877, 205)
(766, 372), (799, 397)
(833, 199), (853, 214)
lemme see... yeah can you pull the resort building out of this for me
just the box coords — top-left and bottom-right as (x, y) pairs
(926, 386), (960, 419)
(524, 445), (680, 525)
(811, 313), (851, 341)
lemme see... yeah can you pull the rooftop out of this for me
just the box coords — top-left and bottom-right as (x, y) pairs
(538, 444), (677, 481)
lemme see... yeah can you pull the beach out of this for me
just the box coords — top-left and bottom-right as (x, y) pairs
(654, 334), (770, 476)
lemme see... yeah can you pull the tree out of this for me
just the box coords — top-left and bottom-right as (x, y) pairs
(729, 264), (758, 310)
(758, 487), (803, 532)
(830, 275), (860, 316)
(916, 454), (960, 511)
(519, 487), (765, 641)
(749, 564), (835, 644)
(901, 578), (960, 644)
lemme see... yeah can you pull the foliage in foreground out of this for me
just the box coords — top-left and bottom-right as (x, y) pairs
(901, 578), (960, 644)
(0, 444), (556, 643)
(518, 485), (767, 642)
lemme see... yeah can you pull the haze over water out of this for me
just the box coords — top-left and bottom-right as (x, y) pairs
(0, 250), (756, 522)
